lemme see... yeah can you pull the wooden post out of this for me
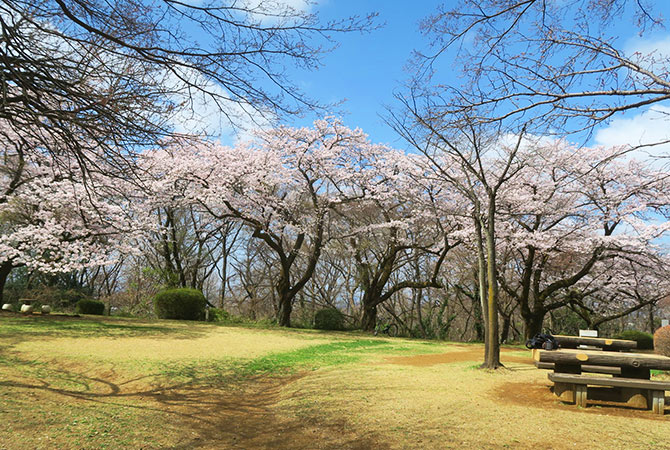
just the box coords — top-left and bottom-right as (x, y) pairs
(651, 390), (665, 415)
(575, 385), (587, 407)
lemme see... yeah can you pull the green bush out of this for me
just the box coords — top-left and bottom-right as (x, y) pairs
(613, 330), (654, 350)
(75, 299), (105, 315)
(153, 288), (206, 321)
(314, 308), (344, 331)
(207, 307), (230, 322)
(654, 326), (670, 357)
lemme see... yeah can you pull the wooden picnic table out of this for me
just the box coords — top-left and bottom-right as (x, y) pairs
(533, 345), (670, 414)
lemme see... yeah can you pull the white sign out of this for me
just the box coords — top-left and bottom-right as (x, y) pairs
(662, 319), (669, 327)
(579, 329), (598, 338)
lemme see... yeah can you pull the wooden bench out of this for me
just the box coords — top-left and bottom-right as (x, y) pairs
(553, 335), (637, 352)
(549, 373), (669, 414)
(535, 361), (621, 375)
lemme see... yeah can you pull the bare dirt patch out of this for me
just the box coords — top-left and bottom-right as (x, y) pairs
(160, 374), (388, 450)
(384, 345), (533, 366)
(496, 380), (669, 421)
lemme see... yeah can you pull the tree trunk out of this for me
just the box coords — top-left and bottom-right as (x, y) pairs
(277, 294), (292, 327)
(483, 207), (501, 369)
(415, 289), (427, 338)
(275, 267), (293, 327)
(472, 292), (485, 341)
(523, 309), (545, 339)
(474, 215), (489, 357)
(0, 262), (13, 303)
(361, 301), (378, 331)
(500, 313), (511, 344)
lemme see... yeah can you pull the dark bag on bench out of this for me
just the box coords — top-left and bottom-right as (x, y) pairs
(525, 333), (559, 350)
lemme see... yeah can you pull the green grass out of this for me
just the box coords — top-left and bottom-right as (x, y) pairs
(241, 339), (388, 374)
(157, 338), (447, 383)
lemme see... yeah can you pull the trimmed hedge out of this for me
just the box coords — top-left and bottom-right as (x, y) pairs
(314, 308), (344, 331)
(613, 330), (654, 350)
(207, 307), (230, 322)
(654, 326), (670, 357)
(153, 288), (206, 321)
(75, 299), (105, 315)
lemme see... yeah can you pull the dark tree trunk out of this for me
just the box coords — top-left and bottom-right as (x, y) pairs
(523, 310), (545, 339)
(277, 295), (292, 327)
(500, 313), (511, 344)
(0, 262), (14, 304)
(474, 214), (489, 357)
(361, 301), (378, 331)
(472, 292), (485, 341)
(482, 205), (502, 369)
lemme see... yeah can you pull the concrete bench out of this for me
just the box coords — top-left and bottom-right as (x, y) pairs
(548, 373), (670, 414)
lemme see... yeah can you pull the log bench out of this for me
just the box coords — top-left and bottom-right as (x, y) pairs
(535, 361), (621, 375)
(533, 348), (670, 414)
(553, 335), (637, 352)
(548, 373), (669, 414)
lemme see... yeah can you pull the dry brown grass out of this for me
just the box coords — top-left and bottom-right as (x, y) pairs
(279, 346), (670, 449)
(15, 324), (333, 365)
(1, 315), (669, 449)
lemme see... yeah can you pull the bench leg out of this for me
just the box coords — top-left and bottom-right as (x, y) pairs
(575, 385), (587, 408)
(651, 390), (665, 415)
(553, 382), (575, 402)
(621, 388), (648, 409)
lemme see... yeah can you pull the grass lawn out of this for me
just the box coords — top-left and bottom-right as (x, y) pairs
(0, 313), (668, 449)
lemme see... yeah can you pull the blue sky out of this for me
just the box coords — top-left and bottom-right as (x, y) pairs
(286, 0), (437, 147)
(208, 1), (670, 157)
(203, 1), (438, 148)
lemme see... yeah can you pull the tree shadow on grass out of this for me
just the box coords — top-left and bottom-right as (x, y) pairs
(0, 357), (388, 449)
(0, 313), (209, 343)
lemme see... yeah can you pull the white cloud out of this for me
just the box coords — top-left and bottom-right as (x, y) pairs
(594, 106), (670, 159)
(164, 65), (274, 144)
(625, 35), (670, 60)
(240, 0), (314, 22)
(182, 0), (313, 13)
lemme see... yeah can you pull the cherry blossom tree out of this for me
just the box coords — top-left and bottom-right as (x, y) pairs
(394, 104), (670, 363)
(394, 116), (527, 368)
(0, 134), (138, 302)
(336, 151), (461, 331)
(497, 141), (670, 337)
(564, 254), (670, 332)
(143, 118), (408, 327)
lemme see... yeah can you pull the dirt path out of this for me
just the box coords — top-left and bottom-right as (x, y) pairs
(0, 359), (387, 449)
(151, 373), (388, 449)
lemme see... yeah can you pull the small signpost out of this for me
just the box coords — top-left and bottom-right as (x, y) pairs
(579, 329), (598, 349)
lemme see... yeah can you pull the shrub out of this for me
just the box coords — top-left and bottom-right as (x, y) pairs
(314, 308), (344, 331)
(153, 288), (206, 321)
(613, 330), (654, 350)
(654, 326), (670, 357)
(75, 299), (105, 315)
(207, 307), (230, 322)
